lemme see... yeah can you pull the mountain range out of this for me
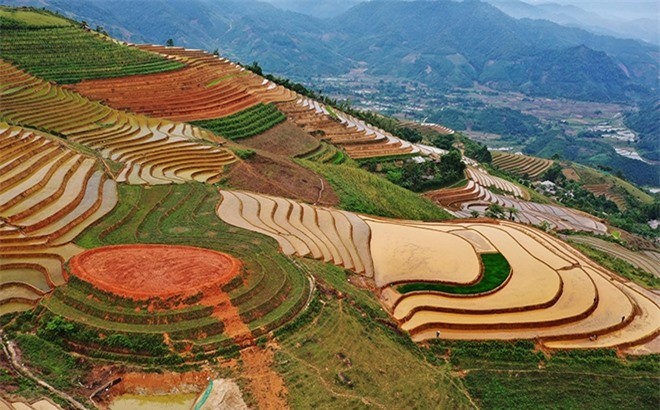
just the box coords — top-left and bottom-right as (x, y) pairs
(2, 0), (657, 103)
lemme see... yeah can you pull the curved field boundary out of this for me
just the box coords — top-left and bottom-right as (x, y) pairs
(426, 178), (607, 234)
(0, 124), (118, 314)
(277, 98), (423, 160)
(66, 183), (311, 357)
(491, 151), (552, 179)
(217, 190), (374, 277)
(216, 190), (658, 351)
(71, 45), (296, 122)
(0, 59), (236, 185)
(582, 184), (627, 211)
(68, 244), (242, 300)
(466, 167), (527, 199)
(568, 235), (660, 278)
(396, 253), (510, 295)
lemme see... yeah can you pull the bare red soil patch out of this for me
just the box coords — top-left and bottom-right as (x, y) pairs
(240, 121), (319, 157)
(225, 151), (338, 206)
(68, 244), (241, 300)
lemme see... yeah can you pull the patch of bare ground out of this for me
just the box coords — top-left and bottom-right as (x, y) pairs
(239, 344), (288, 410)
(239, 121), (320, 157)
(198, 272), (289, 409)
(92, 368), (211, 407)
(224, 151), (338, 206)
(562, 168), (580, 181)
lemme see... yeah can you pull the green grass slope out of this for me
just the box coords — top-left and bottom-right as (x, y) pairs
(275, 259), (474, 409)
(428, 340), (659, 410)
(298, 160), (452, 221)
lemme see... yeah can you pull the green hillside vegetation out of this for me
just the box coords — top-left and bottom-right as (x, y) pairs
(0, 7), (70, 27)
(571, 163), (654, 205)
(625, 99), (660, 161)
(525, 131), (658, 187)
(298, 159), (452, 221)
(0, 7), (183, 83)
(191, 103), (286, 140)
(275, 259), (473, 409)
(427, 107), (542, 141)
(364, 149), (467, 192)
(569, 242), (660, 289)
(427, 340), (660, 410)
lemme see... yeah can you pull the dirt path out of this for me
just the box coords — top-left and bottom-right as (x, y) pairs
(314, 177), (324, 206)
(202, 289), (289, 409)
(0, 331), (89, 410)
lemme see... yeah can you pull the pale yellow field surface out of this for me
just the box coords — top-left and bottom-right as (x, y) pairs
(366, 218), (481, 287)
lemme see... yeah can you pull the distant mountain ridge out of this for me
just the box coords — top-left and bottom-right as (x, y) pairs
(1, 0), (657, 103)
(486, 0), (659, 45)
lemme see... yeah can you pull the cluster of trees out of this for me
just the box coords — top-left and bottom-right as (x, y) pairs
(426, 107), (542, 140)
(536, 163), (658, 238)
(38, 314), (170, 357)
(377, 149), (466, 192)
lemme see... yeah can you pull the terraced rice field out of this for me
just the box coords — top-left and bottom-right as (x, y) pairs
(491, 151), (553, 179)
(191, 103), (286, 140)
(72, 45), (296, 122)
(0, 59), (236, 184)
(217, 190), (374, 278)
(0, 124), (117, 314)
(70, 42), (443, 161)
(0, 18), (183, 83)
(426, 180), (607, 233)
(568, 236), (660, 278)
(59, 183), (310, 359)
(278, 98), (444, 160)
(0, 397), (62, 410)
(216, 190), (659, 352)
(297, 142), (347, 164)
(583, 184), (628, 211)
(466, 166), (527, 199)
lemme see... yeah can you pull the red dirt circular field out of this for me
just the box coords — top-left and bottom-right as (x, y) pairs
(68, 244), (241, 300)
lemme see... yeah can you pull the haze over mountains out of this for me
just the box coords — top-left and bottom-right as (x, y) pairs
(3, 0), (657, 104)
(262, 0), (659, 44)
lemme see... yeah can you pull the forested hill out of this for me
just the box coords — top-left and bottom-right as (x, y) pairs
(625, 99), (660, 162)
(1, 0), (657, 103)
(329, 0), (655, 102)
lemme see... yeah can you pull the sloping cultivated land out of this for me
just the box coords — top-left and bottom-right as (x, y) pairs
(583, 183), (628, 211)
(0, 123), (117, 314)
(217, 191), (659, 353)
(0, 11), (183, 83)
(427, 179), (608, 233)
(1, 9), (658, 408)
(40, 183), (311, 362)
(278, 98), (424, 160)
(71, 45), (297, 122)
(491, 151), (553, 179)
(466, 166), (527, 199)
(568, 235), (660, 278)
(191, 103), (286, 140)
(0, 60), (236, 184)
